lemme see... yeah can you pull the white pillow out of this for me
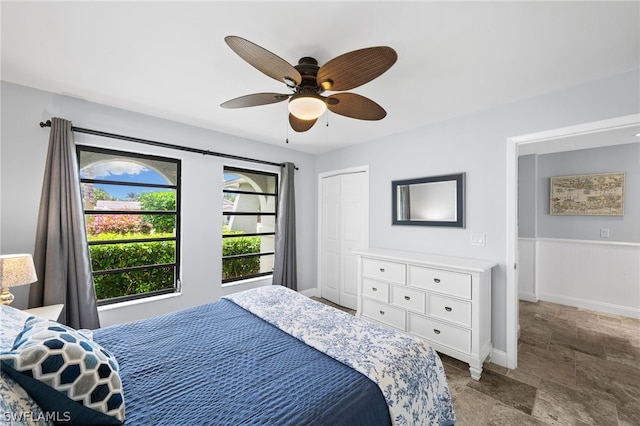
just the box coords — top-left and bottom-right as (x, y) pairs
(0, 305), (33, 351)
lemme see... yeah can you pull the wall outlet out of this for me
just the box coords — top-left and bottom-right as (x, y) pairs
(471, 234), (486, 246)
(600, 228), (610, 238)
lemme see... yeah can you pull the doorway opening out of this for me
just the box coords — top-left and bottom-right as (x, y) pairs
(505, 113), (640, 369)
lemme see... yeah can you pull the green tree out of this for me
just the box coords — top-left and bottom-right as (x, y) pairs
(93, 187), (113, 201)
(138, 191), (176, 233)
(126, 192), (138, 200)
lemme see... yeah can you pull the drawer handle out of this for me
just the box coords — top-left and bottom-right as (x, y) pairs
(434, 278), (441, 283)
(445, 307), (452, 312)
(379, 310), (385, 315)
(372, 287), (378, 291)
(433, 329), (441, 334)
(379, 268), (385, 272)
(404, 296), (411, 301)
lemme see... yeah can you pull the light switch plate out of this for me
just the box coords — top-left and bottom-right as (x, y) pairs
(471, 234), (486, 246)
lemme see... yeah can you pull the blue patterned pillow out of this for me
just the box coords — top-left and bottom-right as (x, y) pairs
(0, 318), (125, 425)
(1, 370), (53, 426)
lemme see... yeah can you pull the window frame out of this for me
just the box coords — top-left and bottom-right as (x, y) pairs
(222, 166), (278, 284)
(77, 145), (181, 305)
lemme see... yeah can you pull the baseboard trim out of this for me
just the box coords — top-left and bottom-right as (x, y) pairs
(490, 348), (509, 368)
(518, 292), (537, 303)
(537, 293), (640, 319)
(299, 288), (319, 298)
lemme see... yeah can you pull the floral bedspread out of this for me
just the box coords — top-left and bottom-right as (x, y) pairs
(224, 286), (456, 426)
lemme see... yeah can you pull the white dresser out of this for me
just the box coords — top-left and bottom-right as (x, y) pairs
(353, 248), (496, 380)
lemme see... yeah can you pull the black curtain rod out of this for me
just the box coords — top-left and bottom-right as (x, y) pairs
(39, 120), (297, 170)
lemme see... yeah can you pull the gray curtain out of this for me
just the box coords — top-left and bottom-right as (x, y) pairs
(29, 118), (100, 329)
(273, 162), (297, 290)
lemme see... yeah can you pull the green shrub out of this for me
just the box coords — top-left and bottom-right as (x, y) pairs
(88, 233), (175, 300)
(222, 233), (260, 280)
(93, 267), (175, 301)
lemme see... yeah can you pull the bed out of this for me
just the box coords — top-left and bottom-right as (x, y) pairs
(1, 286), (455, 425)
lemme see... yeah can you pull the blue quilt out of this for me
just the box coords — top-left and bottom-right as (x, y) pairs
(226, 286), (456, 426)
(93, 298), (391, 426)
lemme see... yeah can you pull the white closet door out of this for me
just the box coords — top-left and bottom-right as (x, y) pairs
(320, 171), (369, 309)
(321, 174), (341, 304)
(339, 172), (368, 309)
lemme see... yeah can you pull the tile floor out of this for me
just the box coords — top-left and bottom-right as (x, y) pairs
(446, 301), (640, 426)
(313, 297), (640, 426)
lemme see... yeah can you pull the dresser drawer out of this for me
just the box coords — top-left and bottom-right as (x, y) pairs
(362, 258), (406, 284)
(408, 313), (471, 353)
(391, 286), (425, 313)
(362, 278), (389, 302)
(362, 299), (406, 330)
(408, 266), (471, 299)
(428, 294), (471, 327)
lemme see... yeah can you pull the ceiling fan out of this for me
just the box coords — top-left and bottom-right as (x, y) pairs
(220, 36), (398, 133)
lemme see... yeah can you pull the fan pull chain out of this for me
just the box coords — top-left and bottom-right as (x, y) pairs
(285, 115), (290, 143)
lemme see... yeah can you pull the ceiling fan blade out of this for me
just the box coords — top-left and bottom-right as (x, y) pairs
(317, 46), (397, 91)
(220, 93), (290, 109)
(289, 114), (317, 132)
(225, 36), (302, 86)
(326, 93), (387, 120)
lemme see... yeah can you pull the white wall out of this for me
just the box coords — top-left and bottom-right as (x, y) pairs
(0, 82), (317, 327)
(535, 238), (639, 318)
(316, 70), (640, 353)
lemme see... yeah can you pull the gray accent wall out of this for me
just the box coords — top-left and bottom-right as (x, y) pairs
(536, 143), (639, 243)
(518, 154), (537, 238)
(519, 143), (640, 243)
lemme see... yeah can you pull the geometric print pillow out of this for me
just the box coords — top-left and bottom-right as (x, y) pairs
(0, 317), (125, 425)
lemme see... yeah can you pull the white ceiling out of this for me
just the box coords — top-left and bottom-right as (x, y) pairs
(2, 1), (639, 154)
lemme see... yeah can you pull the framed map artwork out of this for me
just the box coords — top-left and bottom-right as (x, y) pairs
(550, 172), (624, 216)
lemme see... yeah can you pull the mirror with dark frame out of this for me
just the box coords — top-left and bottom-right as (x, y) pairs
(392, 173), (465, 227)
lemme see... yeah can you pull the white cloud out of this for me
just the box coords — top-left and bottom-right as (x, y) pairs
(89, 161), (148, 178)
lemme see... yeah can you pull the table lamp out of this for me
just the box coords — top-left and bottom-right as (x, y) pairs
(0, 254), (38, 305)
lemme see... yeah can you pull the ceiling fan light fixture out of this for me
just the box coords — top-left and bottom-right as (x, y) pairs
(222, 36), (397, 132)
(288, 93), (326, 120)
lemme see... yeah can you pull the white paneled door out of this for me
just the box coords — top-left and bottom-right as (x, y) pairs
(320, 170), (369, 309)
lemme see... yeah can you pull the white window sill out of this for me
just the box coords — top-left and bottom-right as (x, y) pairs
(221, 275), (273, 288)
(97, 291), (182, 312)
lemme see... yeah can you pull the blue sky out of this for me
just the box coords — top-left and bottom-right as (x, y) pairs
(81, 161), (169, 200)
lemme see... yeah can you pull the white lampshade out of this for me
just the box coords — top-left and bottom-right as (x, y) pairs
(0, 254), (38, 305)
(288, 94), (327, 120)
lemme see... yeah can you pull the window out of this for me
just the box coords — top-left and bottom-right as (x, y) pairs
(77, 146), (181, 305)
(222, 166), (278, 283)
